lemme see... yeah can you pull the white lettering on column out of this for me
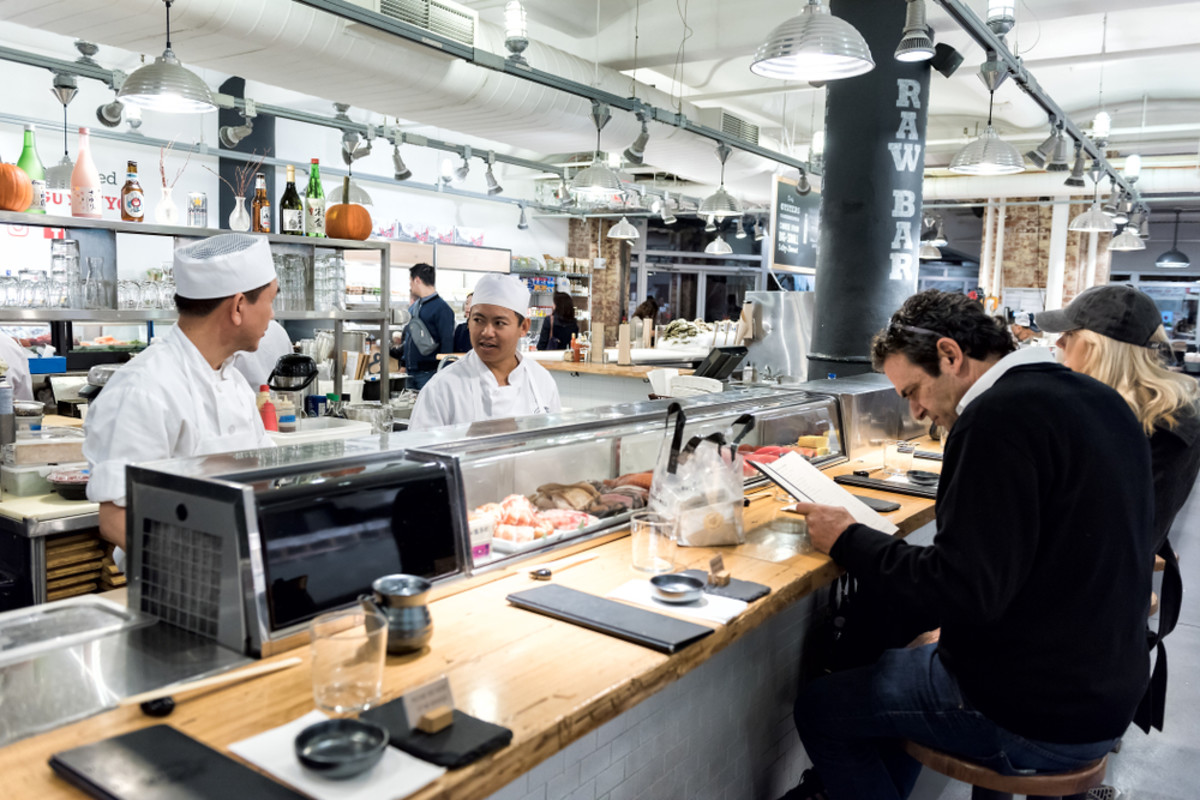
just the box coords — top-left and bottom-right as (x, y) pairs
(892, 190), (916, 218)
(896, 111), (919, 140)
(888, 143), (922, 172)
(890, 252), (914, 281)
(896, 79), (921, 109)
(891, 221), (914, 250)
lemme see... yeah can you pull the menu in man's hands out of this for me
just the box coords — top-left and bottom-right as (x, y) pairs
(752, 452), (899, 536)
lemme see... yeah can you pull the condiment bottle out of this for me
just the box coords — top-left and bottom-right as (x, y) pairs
(256, 384), (271, 411)
(70, 127), (102, 219)
(570, 333), (580, 362)
(260, 393), (279, 431)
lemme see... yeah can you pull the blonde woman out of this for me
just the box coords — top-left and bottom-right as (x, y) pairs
(1039, 284), (1199, 736)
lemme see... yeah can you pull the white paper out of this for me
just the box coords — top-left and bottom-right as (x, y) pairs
(608, 579), (748, 625)
(230, 710), (445, 800)
(753, 452), (899, 536)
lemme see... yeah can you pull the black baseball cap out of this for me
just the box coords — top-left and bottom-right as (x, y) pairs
(1036, 285), (1161, 346)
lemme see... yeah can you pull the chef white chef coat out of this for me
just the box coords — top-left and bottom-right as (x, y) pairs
(408, 349), (561, 430)
(84, 326), (275, 507)
(231, 319), (294, 390)
(0, 334), (33, 401)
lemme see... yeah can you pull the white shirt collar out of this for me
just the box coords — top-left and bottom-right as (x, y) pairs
(956, 346), (1057, 416)
(465, 349), (528, 390)
(168, 326), (241, 383)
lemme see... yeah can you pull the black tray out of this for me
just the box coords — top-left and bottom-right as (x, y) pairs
(833, 474), (938, 499)
(361, 704), (512, 768)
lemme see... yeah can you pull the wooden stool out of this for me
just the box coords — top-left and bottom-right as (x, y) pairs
(904, 740), (1107, 800)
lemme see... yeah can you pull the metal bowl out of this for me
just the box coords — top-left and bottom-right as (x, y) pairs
(294, 718), (389, 780)
(906, 469), (940, 487)
(650, 573), (705, 604)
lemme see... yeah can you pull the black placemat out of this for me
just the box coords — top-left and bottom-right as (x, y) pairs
(360, 704), (511, 769)
(49, 724), (305, 800)
(833, 474), (938, 499)
(678, 570), (770, 603)
(507, 584), (714, 654)
(913, 450), (944, 461)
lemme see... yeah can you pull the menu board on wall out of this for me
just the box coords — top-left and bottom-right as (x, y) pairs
(770, 175), (821, 274)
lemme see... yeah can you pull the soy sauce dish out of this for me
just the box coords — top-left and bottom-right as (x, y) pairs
(295, 718), (389, 779)
(906, 469), (940, 487)
(650, 574), (705, 604)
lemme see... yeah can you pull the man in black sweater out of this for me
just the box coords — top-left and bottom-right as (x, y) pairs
(785, 290), (1154, 800)
(390, 263), (455, 390)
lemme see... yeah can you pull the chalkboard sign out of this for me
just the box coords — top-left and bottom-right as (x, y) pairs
(771, 175), (821, 273)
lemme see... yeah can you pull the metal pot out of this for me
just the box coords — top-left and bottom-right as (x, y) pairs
(361, 574), (432, 654)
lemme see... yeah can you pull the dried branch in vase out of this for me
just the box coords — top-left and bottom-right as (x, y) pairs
(203, 150), (270, 198)
(158, 140), (193, 189)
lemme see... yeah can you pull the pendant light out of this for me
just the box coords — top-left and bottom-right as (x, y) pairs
(1108, 226), (1145, 252)
(705, 235), (733, 255)
(45, 72), (78, 191)
(699, 143), (743, 220)
(950, 64), (1023, 176)
(570, 102), (623, 203)
(1156, 210), (1191, 268)
(1070, 176), (1116, 233)
(750, 0), (874, 82)
(118, 0), (215, 113)
(608, 215), (640, 241)
(919, 243), (942, 260)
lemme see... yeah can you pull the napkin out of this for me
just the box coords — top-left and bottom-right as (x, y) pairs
(607, 579), (748, 625)
(230, 710), (445, 800)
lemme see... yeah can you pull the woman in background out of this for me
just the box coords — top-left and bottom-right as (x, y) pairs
(537, 291), (578, 351)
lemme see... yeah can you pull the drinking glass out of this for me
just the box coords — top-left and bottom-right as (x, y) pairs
(310, 605), (388, 716)
(883, 441), (916, 477)
(630, 511), (677, 574)
(50, 268), (68, 307)
(85, 257), (106, 310)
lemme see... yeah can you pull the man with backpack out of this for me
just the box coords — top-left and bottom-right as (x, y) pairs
(391, 263), (454, 390)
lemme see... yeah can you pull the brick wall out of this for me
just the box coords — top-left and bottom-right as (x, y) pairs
(569, 218), (629, 348)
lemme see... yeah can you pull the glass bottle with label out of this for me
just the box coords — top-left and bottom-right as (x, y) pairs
(70, 127), (102, 219)
(16, 125), (46, 214)
(252, 172), (271, 233)
(304, 158), (325, 237)
(280, 164), (303, 235)
(120, 160), (144, 222)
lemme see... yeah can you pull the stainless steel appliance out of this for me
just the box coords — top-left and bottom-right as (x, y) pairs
(742, 291), (815, 380)
(126, 441), (466, 657)
(793, 373), (924, 459)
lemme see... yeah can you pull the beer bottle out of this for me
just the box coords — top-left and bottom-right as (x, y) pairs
(120, 160), (144, 222)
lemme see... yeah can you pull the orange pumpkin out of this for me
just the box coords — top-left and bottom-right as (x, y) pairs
(0, 158), (34, 213)
(326, 176), (371, 241)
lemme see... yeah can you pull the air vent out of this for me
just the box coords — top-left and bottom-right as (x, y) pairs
(139, 521), (223, 638)
(721, 112), (760, 146)
(379, 0), (476, 46)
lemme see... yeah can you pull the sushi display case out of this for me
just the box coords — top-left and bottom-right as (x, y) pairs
(407, 387), (846, 573)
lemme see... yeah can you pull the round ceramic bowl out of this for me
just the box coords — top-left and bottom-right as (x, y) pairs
(649, 573), (705, 604)
(295, 718), (388, 780)
(906, 469), (940, 487)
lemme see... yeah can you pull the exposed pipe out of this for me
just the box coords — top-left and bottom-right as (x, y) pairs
(923, 166), (1200, 201)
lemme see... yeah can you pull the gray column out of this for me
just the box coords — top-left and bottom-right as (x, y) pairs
(807, 0), (931, 378)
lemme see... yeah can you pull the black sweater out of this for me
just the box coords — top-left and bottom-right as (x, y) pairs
(1150, 402), (1200, 549)
(831, 363), (1154, 743)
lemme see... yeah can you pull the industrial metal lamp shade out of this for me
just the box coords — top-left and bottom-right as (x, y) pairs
(750, 0), (875, 82)
(950, 125), (1024, 175)
(608, 216), (640, 240)
(919, 243), (942, 260)
(1156, 211), (1191, 268)
(118, 49), (215, 113)
(1069, 202), (1116, 233)
(698, 186), (743, 220)
(705, 235), (733, 255)
(894, 0), (935, 63)
(569, 162), (623, 202)
(328, 179), (373, 206)
(1108, 228), (1145, 252)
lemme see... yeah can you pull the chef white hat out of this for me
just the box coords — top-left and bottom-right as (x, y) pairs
(173, 234), (277, 300)
(472, 273), (531, 319)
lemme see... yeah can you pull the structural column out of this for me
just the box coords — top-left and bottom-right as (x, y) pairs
(807, 0), (930, 379)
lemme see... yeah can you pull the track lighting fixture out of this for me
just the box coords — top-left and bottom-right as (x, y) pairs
(735, 218), (747, 239)
(392, 143), (412, 181)
(219, 114), (254, 149)
(624, 111), (650, 166)
(96, 99), (124, 128)
(485, 154), (503, 195)
(517, 204), (529, 230)
(895, 0), (935, 63)
(754, 218), (766, 242)
(797, 168), (811, 195)
(1064, 144), (1086, 188)
(705, 216), (717, 233)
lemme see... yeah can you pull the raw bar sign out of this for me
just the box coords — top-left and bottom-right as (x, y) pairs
(888, 78), (925, 282)
(771, 175), (820, 272)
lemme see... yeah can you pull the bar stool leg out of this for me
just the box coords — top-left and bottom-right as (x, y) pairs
(970, 788), (1013, 800)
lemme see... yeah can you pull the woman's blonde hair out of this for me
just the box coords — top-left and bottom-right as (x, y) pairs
(1070, 325), (1199, 435)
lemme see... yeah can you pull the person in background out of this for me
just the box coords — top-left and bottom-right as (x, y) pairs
(1038, 284), (1200, 738)
(389, 263), (453, 390)
(631, 296), (659, 343)
(453, 292), (473, 353)
(409, 273), (560, 429)
(779, 289), (1154, 800)
(0, 334), (33, 400)
(537, 291), (578, 351)
(1010, 310), (1043, 347)
(84, 234), (278, 551)
(231, 319), (294, 390)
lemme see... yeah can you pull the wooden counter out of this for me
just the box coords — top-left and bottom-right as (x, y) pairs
(0, 456), (936, 800)
(537, 360), (694, 379)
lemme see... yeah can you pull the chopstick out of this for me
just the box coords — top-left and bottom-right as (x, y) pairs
(119, 657), (303, 707)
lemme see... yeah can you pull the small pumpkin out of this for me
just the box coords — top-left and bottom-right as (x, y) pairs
(0, 156), (34, 213)
(326, 176), (371, 241)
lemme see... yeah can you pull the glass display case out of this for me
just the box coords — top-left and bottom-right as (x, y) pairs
(408, 387), (844, 573)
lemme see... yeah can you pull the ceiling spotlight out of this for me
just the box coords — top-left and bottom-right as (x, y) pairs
(660, 194), (677, 225)
(96, 99), (124, 128)
(505, 0), (530, 65)
(125, 104), (143, 132)
(1108, 227), (1145, 252)
(1064, 144), (1086, 188)
(1045, 131), (1073, 172)
(927, 215), (949, 247)
(797, 168), (812, 195)
(1156, 210), (1191, 268)
(624, 111), (650, 166)
(117, 0), (215, 113)
(705, 235), (734, 255)
(754, 218), (766, 242)
(392, 144), (412, 181)
(453, 157), (470, 184)
(440, 157), (455, 185)
(485, 161), (503, 196)
(1024, 122), (1059, 168)
(571, 102), (623, 203)
(986, 0), (1015, 36)
(608, 216), (640, 241)
(699, 143), (743, 220)
(895, 0), (935, 63)
(218, 115), (254, 149)
(751, 0), (875, 82)
(661, 210), (678, 225)
(517, 204), (529, 231)
(735, 218), (747, 239)
(929, 43), (964, 78)
(705, 216), (717, 233)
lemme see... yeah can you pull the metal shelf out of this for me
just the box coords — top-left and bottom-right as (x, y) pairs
(512, 269), (592, 279)
(0, 309), (389, 323)
(274, 310), (388, 321)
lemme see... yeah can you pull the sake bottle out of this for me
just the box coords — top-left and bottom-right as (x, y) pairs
(70, 127), (102, 219)
(16, 125), (46, 214)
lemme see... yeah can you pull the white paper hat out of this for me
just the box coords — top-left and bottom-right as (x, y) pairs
(472, 273), (531, 318)
(174, 234), (276, 300)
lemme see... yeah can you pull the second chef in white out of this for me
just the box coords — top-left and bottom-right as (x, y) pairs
(409, 273), (560, 430)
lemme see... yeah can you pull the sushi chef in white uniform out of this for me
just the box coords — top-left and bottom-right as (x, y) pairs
(85, 234), (279, 550)
(409, 272), (560, 429)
